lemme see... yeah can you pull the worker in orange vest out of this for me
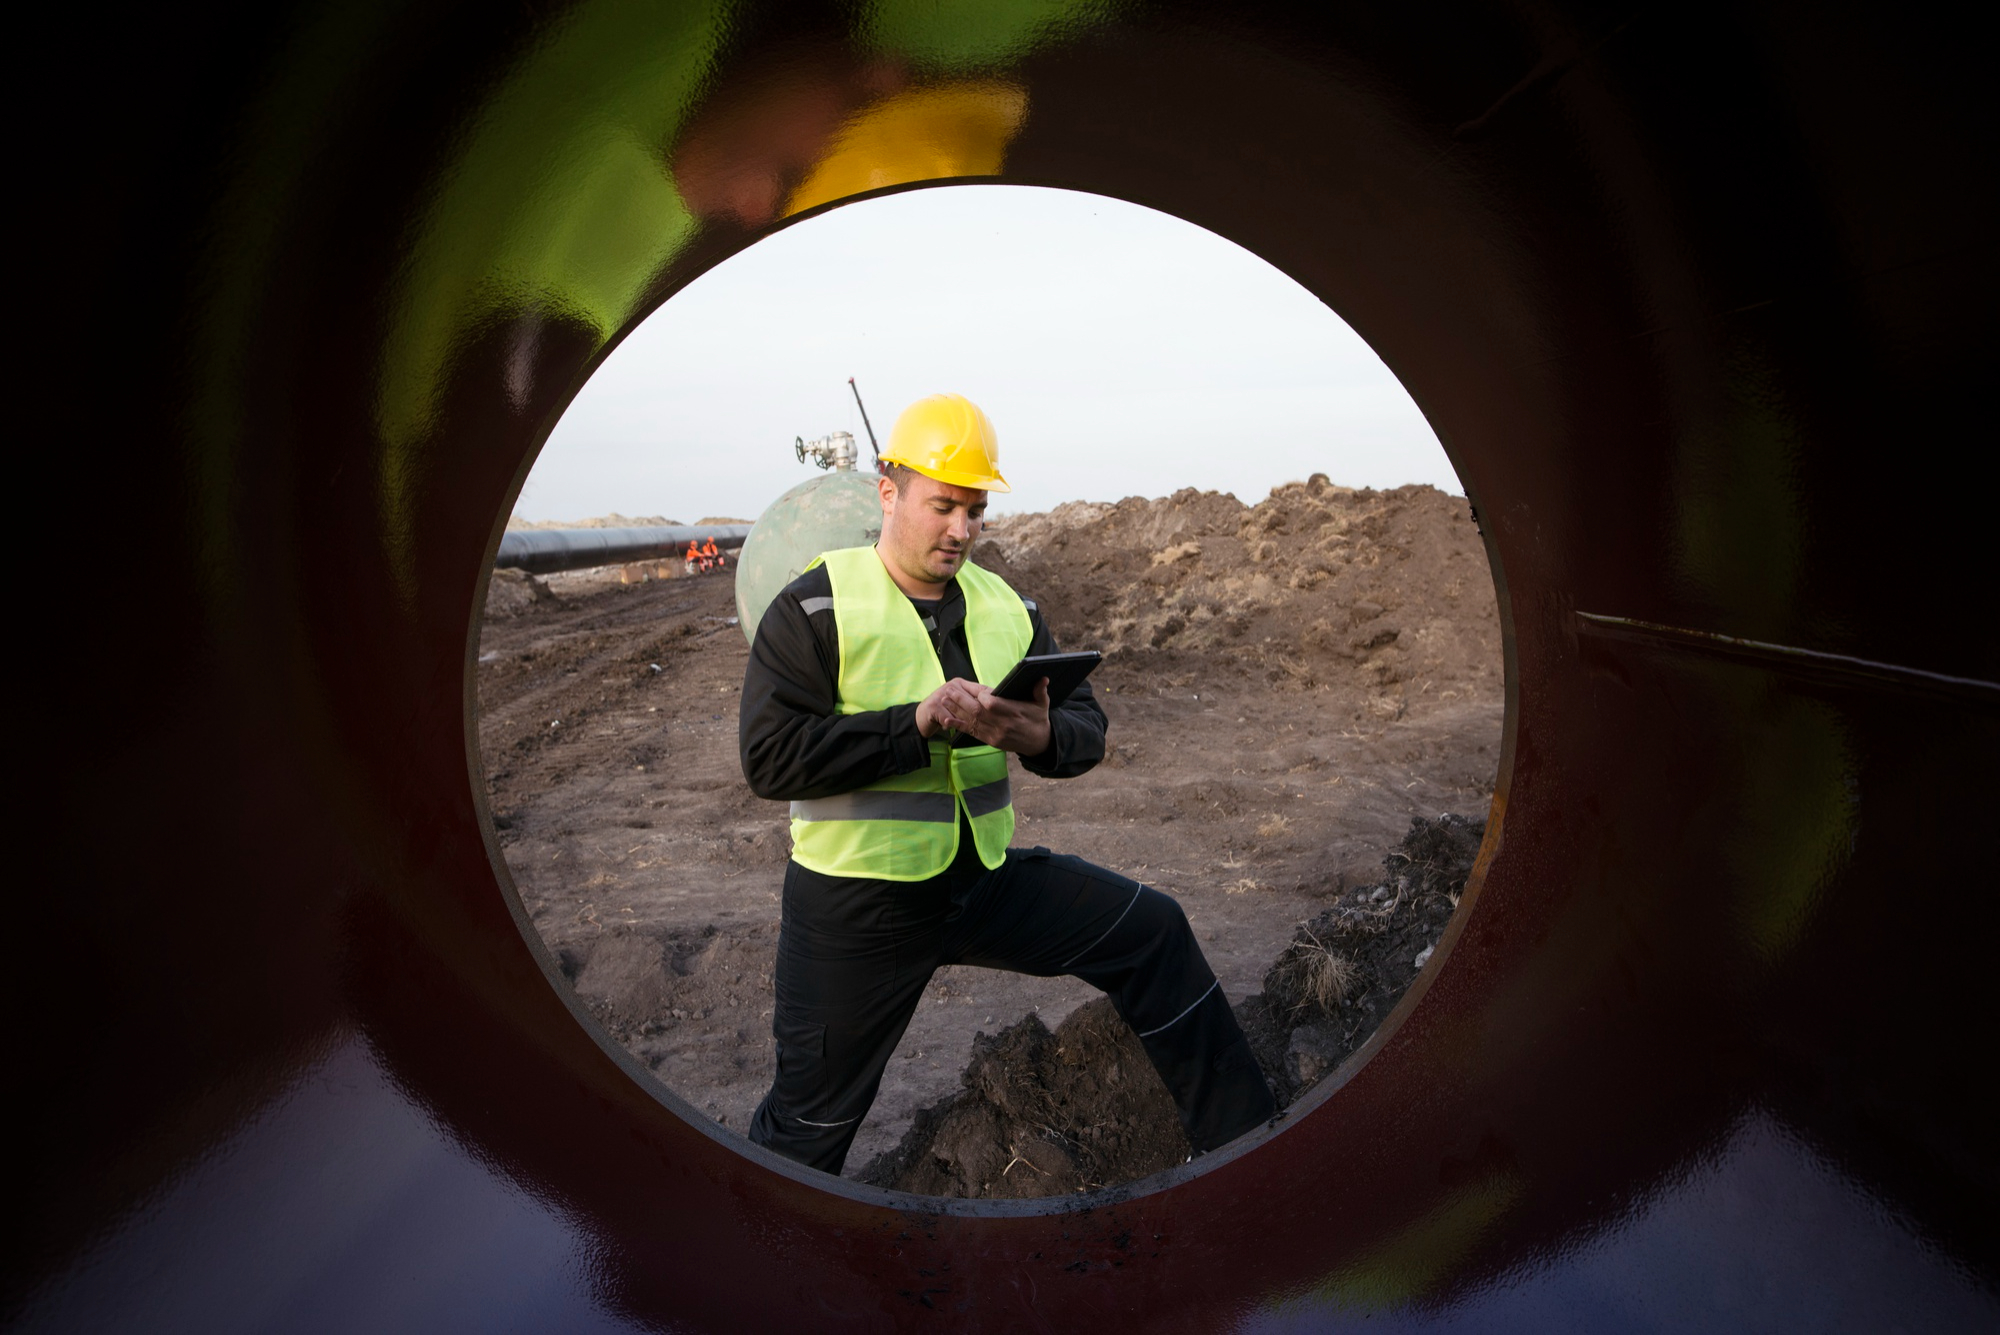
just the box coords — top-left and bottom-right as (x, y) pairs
(702, 537), (722, 570)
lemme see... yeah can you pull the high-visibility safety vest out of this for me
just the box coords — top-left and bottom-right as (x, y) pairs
(788, 546), (1034, 881)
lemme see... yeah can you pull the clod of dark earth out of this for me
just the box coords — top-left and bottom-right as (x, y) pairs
(856, 814), (1484, 1198)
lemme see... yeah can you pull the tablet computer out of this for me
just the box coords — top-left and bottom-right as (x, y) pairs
(992, 650), (1103, 707)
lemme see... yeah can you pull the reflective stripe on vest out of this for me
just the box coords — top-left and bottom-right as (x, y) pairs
(788, 547), (1033, 880)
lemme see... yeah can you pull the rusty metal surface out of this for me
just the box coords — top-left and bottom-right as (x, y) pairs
(16, 2), (1997, 1330)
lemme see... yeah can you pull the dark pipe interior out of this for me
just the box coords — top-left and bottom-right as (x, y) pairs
(20, 2), (1996, 1329)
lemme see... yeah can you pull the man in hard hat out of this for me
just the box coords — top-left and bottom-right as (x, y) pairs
(739, 392), (1275, 1175)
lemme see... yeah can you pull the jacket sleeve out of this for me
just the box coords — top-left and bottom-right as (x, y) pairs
(738, 574), (933, 801)
(1017, 609), (1107, 780)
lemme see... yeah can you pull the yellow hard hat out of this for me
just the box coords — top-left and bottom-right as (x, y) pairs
(881, 393), (1011, 492)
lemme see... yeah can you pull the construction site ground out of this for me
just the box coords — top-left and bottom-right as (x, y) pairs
(476, 478), (1503, 1186)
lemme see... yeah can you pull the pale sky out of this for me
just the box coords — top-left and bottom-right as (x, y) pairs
(518, 184), (1457, 523)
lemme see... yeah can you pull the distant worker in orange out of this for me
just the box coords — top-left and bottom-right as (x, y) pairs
(685, 540), (702, 575)
(702, 537), (722, 570)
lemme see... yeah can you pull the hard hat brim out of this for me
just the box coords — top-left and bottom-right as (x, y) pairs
(889, 459), (1011, 493)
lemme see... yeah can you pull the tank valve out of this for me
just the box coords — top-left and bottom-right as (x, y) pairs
(795, 431), (860, 472)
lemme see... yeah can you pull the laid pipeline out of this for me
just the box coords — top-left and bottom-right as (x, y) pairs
(496, 524), (753, 577)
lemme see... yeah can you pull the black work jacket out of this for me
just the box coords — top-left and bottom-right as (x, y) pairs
(739, 561), (1106, 802)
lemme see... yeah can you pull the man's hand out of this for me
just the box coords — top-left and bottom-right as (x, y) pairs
(916, 677), (1052, 756)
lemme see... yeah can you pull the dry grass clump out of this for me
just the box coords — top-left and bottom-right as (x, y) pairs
(1267, 927), (1359, 1019)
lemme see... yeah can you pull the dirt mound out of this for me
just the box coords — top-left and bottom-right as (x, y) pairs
(859, 814), (1485, 1199)
(482, 568), (559, 620)
(1238, 813), (1482, 1105)
(856, 997), (1190, 1198)
(983, 479), (1496, 723)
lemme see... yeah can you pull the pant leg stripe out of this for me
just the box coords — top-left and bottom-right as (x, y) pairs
(795, 1115), (862, 1128)
(1059, 884), (1144, 971)
(1137, 978), (1220, 1038)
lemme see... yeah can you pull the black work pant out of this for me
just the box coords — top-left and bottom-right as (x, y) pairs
(749, 840), (1275, 1174)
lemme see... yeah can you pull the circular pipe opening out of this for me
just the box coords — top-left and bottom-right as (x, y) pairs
(470, 179), (1509, 1207)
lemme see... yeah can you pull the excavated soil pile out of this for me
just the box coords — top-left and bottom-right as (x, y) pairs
(484, 567), (562, 619)
(978, 476), (1496, 727)
(1238, 812), (1484, 1108)
(855, 998), (1189, 1198)
(477, 480), (1501, 1175)
(858, 814), (1484, 1199)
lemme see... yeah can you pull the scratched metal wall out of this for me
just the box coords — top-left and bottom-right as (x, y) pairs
(16, 2), (1997, 1330)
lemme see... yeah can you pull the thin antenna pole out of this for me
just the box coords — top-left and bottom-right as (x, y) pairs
(847, 377), (883, 471)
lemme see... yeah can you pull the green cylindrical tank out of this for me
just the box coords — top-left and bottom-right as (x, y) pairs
(735, 471), (884, 644)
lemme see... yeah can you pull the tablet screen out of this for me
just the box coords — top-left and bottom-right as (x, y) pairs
(993, 651), (1103, 708)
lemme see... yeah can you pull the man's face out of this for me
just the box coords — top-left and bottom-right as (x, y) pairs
(878, 471), (988, 590)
